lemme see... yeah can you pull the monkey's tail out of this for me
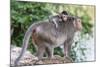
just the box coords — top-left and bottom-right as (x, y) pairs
(14, 23), (37, 66)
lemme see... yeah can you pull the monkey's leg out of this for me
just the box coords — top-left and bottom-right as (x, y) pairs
(46, 46), (54, 59)
(32, 33), (45, 59)
(64, 40), (72, 57)
(64, 42), (69, 57)
(35, 45), (46, 59)
(64, 40), (73, 62)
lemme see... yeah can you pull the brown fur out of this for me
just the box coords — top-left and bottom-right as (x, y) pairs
(14, 12), (82, 66)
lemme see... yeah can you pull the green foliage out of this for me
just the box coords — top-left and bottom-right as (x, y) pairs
(11, 0), (52, 47)
(11, 0), (95, 62)
(70, 33), (94, 62)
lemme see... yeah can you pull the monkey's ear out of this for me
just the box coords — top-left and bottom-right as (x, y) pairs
(73, 18), (82, 31)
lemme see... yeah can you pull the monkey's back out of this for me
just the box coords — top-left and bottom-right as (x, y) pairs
(32, 21), (68, 47)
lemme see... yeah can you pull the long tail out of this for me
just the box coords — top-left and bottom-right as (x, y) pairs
(14, 23), (37, 66)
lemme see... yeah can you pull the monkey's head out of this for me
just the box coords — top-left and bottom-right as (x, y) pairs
(59, 11), (69, 22)
(51, 11), (82, 31)
(72, 17), (82, 31)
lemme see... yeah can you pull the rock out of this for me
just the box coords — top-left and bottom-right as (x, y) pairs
(38, 55), (73, 64)
(11, 45), (73, 66)
(10, 45), (39, 66)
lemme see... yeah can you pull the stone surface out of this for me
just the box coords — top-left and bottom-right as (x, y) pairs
(11, 45), (73, 66)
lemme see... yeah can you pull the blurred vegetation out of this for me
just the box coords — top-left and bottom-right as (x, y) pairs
(11, 0), (95, 62)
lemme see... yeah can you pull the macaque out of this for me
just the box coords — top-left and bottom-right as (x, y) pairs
(49, 11), (68, 28)
(14, 11), (82, 66)
(49, 15), (61, 28)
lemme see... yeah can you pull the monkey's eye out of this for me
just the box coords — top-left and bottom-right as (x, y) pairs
(77, 19), (81, 22)
(62, 15), (67, 18)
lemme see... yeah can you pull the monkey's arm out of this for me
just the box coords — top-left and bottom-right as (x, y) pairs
(63, 38), (74, 62)
(49, 15), (60, 28)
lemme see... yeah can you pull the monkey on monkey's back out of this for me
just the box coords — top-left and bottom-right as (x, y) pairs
(32, 21), (69, 47)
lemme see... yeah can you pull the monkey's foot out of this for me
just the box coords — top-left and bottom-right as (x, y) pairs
(64, 56), (73, 62)
(34, 55), (73, 65)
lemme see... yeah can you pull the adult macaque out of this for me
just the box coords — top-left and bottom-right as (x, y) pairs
(14, 11), (82, 66)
